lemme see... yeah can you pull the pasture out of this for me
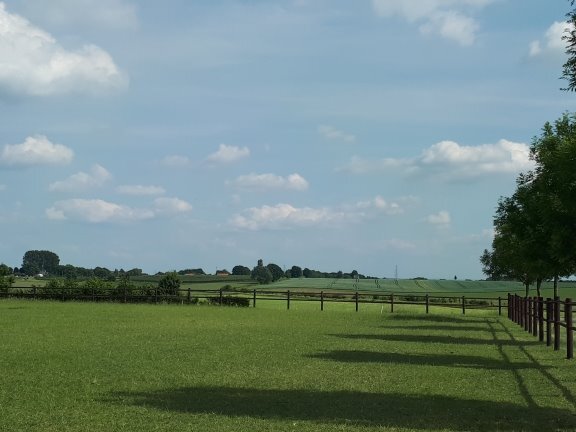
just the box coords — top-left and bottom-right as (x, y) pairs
(1, 299), (575, 431)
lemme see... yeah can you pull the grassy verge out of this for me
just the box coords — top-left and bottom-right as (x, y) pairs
(1, 300), (575, 431)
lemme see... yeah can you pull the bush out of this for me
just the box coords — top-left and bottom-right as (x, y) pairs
(208, 296), (250, 307)
(158, 272), (181, 296)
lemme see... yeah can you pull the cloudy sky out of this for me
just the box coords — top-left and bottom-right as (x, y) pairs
(1, 0), (575, 279)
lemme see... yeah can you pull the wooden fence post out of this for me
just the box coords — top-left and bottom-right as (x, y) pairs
(219, 288), (223, 306)
(546, 298), (552, 347)
(538, 297), (544, 342)
(391, 293), (394, 313)
(566, 298), (573, 360)
(425, 294), (429, 314)
(321, 291), (324, 311)
(355, 292), (359, 312)
(554, 297), (561, 351)
(462, 296), (465, 315)
(287, 290), (291, 310)
(187, 287), (191, 304)
(524, 297), (530, 332)
(253, 289), (256, 308)
(499, 297), (502, 316)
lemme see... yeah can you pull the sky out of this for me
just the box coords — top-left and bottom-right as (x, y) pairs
(1, 0), (575, 279)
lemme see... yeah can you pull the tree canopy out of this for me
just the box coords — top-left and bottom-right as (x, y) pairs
(562, 0), (576, 91)
(21, 250), (60, 276)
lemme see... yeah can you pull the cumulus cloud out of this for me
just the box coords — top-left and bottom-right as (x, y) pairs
(341, 139), (534, 181)
(0, 2), (127, 97)
(116, 185), (166, 196)
(228, 173), (309, 191)
(371, 0), (494, 45)
(231, 203), (346, 230)
(529, 21), (573, 57)
(426, 210), (451, 227)
(46, 196), (193, 223)
(0, 135), (73, 167)
(354, 195), (403, 215)
(206, 144), (250, 165)
(153, 197), (193, 215)
(318, 125), (356, 143)
(46, 199), (154, 223)
(49, 164), (111, 192)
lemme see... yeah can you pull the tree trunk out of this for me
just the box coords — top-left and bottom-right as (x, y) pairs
(554, 274), (559, 298)
(536, 278), (542, 298)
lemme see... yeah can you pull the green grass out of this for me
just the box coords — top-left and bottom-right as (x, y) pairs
(1, 299), (575, 431)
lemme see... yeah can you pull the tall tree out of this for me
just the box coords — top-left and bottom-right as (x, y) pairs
(21, 250), (60, 276)
(562, 1), (576, 90)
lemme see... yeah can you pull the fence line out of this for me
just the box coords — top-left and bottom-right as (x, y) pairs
(0, 284), (507, 315)
(507, 294), (574, 360)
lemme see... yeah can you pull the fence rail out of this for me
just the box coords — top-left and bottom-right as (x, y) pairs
(507, 294), (574, 360)
(0, 284), (507, 315)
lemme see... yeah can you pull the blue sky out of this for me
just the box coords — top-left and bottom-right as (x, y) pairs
(1, 0), (575, 279)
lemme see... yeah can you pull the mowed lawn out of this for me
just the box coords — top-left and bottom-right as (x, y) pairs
(1, 300), (575, 432)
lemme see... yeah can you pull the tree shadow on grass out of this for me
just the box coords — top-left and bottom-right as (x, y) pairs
(331, 334), (541, 347)
(307, 350), (549, 370)
(384, 325), (496, 332)
(388, 315), (493, 324)
(109, 386), (575, 431)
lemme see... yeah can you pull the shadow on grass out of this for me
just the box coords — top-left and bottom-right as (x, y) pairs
(388, 314), (493, 324)
(331, 334), (540, 347)
(307, 350), (548, 370)
(383, 325), (496, 332)
(110, 386), (574, 431)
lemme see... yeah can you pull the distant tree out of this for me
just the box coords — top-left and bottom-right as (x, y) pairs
(266, 263), (284, 282)
(21, 250), (60, 276)
(158, 272), (181, 296)
(93, 266), (112, 279)
(303, 268), (312, 278)
(290, 265), (303, 278)
(126, 268), (143, 277)
(0, 263), (11, 276)
(177, 268), (205, 275)
(232, 265), (251, 276)
(251, 266), (273, 285)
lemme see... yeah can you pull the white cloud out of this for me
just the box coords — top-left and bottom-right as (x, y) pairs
(231, 203), (348, 230)
(354, 195), (403, 215)
(153, 197), (193, 215)
(229, 173), (309, 191)
(20, 0), (138, 30)
(318, 125), (356, 143)
(49, 164), (111, 192)
(116, 185), (166, 196)
(206, 144), (250, 165)
(0, 135), (73, 167)
(529, 21), (573, 57)
(371, 0), (494, 45)
(341, 139), (534, 180)
(0, 2), (127, 97)
(46, 195), (192, 223)
(427, 210), (451, 227)
(46, 199), (154, 223)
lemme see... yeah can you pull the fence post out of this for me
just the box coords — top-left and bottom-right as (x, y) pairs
(462, 296), (465, 315)
(391, 293), (394, 313)
(524, 297), (530, 332)
(33, 285), (37, 300)
(554, 297), (561, 351)
(187, 287), (191, 304)
(538, 297), (544, 342)
(499, 297), (502, 316)
(425, 294), (429, 314)
(321, 291), (324, 311)
(566, 298), (573, 360)
(530, 297), (535, 336)
(546, 298), (552, 347)
(287, 290), (291, 310)
(355, 292), (359, 312)
(219, 288), (223, 306)
(253, 289), (256, 308)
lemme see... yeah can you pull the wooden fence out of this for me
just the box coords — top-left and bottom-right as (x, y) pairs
(1, 284), (506, 315)
(507, 294), (574, 360)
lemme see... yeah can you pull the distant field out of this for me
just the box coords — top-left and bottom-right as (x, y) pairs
(1, 300), (575, 432)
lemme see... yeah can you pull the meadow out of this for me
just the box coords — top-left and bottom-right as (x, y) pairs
(1, 299), (575, 431)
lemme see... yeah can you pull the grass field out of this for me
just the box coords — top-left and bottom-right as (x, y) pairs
(1, 299), (575, 431)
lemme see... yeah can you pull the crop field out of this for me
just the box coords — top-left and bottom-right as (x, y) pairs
(1, 299), (575, 431)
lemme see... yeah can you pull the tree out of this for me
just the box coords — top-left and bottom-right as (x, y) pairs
(251, 266), (272, 285)
(562, 1), (576, 91)
(158, 272), (181, 296)
(266, 263), (284, 282)
(290, 265), (303, 278)
(21, 250), (60, 276)
(232, 265), (251, 276)
(0, 263), (11, 276)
